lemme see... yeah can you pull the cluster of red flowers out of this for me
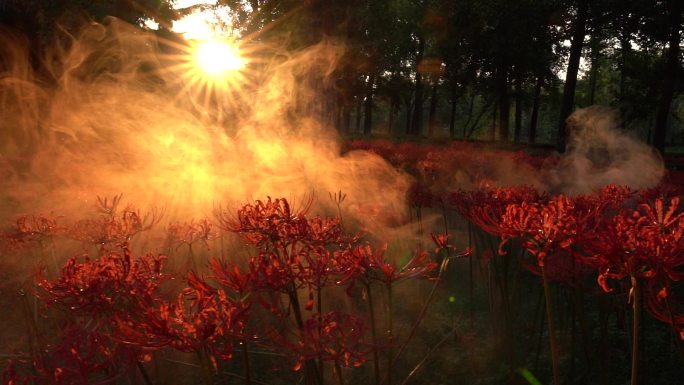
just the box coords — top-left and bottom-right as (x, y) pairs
(343, 139), (556, 209)
(2, 196), (440, 384)
(452, 183), (684, 337)
(346, 140), (684, 216)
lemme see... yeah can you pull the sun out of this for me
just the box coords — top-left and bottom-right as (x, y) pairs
(193, 39), (246, 78)
(175, 36), (251, 119)
(162, 7), (258, 121)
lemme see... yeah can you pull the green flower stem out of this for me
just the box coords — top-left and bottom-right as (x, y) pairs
(630, 275), (641, 385)
(386, 282), (394, 385)
(541, 264), (560, 385)
(364, 282), (381, 385)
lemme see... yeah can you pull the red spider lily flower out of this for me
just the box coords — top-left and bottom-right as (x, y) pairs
(1, 214), (65, 254)
(644, 282), (684, 339)
(635, 197), (684, 281)
(280, 312), (367, 371)
(36, 244), (167, 316)
(10, 213), (64, 243)
(49, 324), (142, 384)
(209, 258), (252, 294)
(68, 207), (160, 247)
(499, 195), (578, 267)
(13, 322), (143, 385)
(449, 184), (542, 236)
(216, 197), (313, 247)
(430, 233), (450, 252)
(247, 251), (296, 293)
(119, 272), (250, 361)
(583, 197), (684, 292)
(166, 218), (217, 250)
(335, 243), (437, 286)
(217, 197), (354, 315)
(305, 216), (347, 246)
(638, 180), (683, 203)
(575, 185), (632, 214)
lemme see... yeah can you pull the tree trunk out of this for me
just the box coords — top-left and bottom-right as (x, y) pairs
(428, 83), (438, 137)
(411, 37), (426, 136)
(404, 98), (413, 135)
(529, 77), (543, 144)
(557, 0), (589, 153)
(513, 75), (523, 143)
(388, 103), (395, 135)
(343, 103), (351, 134)
(653, 0), (682, 155)
(588, 31), (601, 105)
(496, 66), (510, 142)
(449, 98), (457, 138)
(363, 75), (375, 135)
(463, 93), (476, 138)
(491, 105), (497, 141)
(466, 98), (493, 139)
(618, 31), (631, 106)
(355, 95), (362, 134)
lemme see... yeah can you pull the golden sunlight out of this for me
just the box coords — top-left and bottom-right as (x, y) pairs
(193, 39), (246, 77)
(161, 2), (259, 119)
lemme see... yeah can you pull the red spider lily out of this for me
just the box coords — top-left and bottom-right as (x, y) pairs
(449, 184), (542, 236)
(218, 197), (352, 314)
(1, 214), (65, 255)
(499, 195), (578, 268)
(245, 247), (332, 313)
(119, 272), (250, 361)
(68, 207), (160, 247)
(8, 213), (64, 243)
(247, 251), (294, 294)
(335, 243), (437, 286)
(38, 323), (143, 385)
(582, 197), (684, 292)
(36, 244), (166, 316)
(285, 312), (368, 371)
(645, 282), (684, 339)
(216, 197), (313, 248)
(430, 233), (450, 253)
(166, 218), (217, 250)
(209, 258), (252, 294)
(638, 178), (684, 203)
(6, 322), (144, 385)
(577, 184), (632, 212)
(304, 216), (346, 246)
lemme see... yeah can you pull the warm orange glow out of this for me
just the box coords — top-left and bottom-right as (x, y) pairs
(163, 35), (253, 120)
(193, 39), (246, 78)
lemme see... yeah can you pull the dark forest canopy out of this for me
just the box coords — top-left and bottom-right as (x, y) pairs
(0, 0), (681, 154)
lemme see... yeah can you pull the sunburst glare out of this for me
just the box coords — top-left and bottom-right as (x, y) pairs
(193, 39), (246, 77)
(162, 8), (255, 122)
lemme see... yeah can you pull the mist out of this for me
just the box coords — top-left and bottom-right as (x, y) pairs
(0, 19), (413, 241)
(549, 105), (665, 194)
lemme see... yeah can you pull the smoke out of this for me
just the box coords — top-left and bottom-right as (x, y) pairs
(548, 105), (665, 194)
(0, 18), (666, 251)
(0, 19), (412, 239)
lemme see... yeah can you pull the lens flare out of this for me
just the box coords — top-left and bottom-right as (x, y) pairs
(193, 39), (245, 77)
(159, 35), (255, 122)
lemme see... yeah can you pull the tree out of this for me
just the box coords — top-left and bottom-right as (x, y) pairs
(557, 0), (589, 152)
(0, 0), (174, 44)
(652, 0), (682, 154)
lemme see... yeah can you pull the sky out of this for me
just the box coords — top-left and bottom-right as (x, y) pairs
(173, 0), (214, 9)
(171, 0), (231, 40)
